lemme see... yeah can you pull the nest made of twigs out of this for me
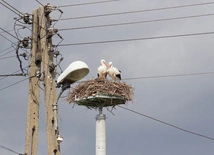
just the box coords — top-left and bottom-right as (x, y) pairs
(67, 78), (134, 106)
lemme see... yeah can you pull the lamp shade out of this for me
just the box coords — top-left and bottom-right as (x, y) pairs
(57, 61), (89, 84)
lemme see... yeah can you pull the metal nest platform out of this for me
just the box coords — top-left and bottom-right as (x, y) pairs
(67, 78), (134, 109)
(75, 92), (126, 108)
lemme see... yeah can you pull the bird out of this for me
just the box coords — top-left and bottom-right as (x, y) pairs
(107, 61), (121, 81)
(97, 59), (108, 79)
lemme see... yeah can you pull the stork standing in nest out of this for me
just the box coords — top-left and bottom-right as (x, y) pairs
(107, 62), (121, 81)
(97, 59), (108, 79)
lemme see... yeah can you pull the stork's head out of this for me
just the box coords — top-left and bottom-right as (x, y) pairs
(109, 62), (113, 67)
(101, 59), (108, 67)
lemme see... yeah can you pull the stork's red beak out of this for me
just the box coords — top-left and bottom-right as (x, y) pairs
(104, 62), (109, 67)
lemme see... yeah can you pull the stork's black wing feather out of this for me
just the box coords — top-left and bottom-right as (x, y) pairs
(116, 74), (121, 80)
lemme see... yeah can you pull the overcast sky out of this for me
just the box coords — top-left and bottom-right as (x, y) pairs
(0, 0), (214, 155)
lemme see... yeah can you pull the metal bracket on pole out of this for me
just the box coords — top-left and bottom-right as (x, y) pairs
(52, 103), (58, 131)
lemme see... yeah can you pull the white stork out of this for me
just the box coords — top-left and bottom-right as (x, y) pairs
(107, 62), (121, 81)
(97, 59), (108, 79)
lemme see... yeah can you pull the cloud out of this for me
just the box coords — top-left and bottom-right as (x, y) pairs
(1, 0), (214, 155)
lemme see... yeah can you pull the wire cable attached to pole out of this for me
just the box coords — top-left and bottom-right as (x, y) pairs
(59, 1), (214, 20)
(59, 13), (214, 31)
(55, 31), (214, 47)
(0, 145), (24, 155)
(58, 0), (119, 8)
(118, 106), (214, 141)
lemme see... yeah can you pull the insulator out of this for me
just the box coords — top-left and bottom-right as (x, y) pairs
(23, 13), (30, 24)
(44, 3), (57, 15)
(54, 51), (60, 56)
(48, 47), (54, 55)
(47, 27), (58, 39)
(49, 63), (56, 72)
(22, 37), (29, 48)
(36, 71), (41, 78)
(57, 135), (63, 143)
(19, 52), (27, 58)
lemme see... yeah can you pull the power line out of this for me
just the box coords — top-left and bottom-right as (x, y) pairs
(0, 28), (20, 41)
(2, 0), (24, 16)
(0, 2), (22, 17)
(0, 66), (28, 81)
(0, 27), (31, 34)
(1, 1), (46, 37)
(0, 73), (25, 76)
(0, 49), (15, 57)
(0, 29), (16, 34)
(77, 71), (214, 83)
(58, 0), (119, 8)
(55, 31), (214, 47)
(15, 41), (25, 75)
(0, 145), (24, 155)
(59, 13), (214, 31)
(118, 106), (214, 141)
(0, 77), (29, 92)
(0, 55), (16, 60)
(60, 1), (214, 20)
(0, 33), (15, 43)
(123, 71), (214, 80)
(0, 46), (13, 54)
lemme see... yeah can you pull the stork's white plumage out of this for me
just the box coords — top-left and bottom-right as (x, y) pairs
(97, 59), (108, 78)
(107, 62), (121, 81)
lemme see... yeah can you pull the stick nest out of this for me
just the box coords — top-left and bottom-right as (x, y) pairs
(67, 78), (134, 106)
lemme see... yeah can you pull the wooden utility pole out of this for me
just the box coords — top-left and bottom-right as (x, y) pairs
(25, 9), (41, 155)
(38, 6), (60, 155)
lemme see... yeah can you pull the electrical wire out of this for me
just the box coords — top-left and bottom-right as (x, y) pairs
(0, 2), (22, 17)
(14, 41), (25, 75)
(118, 106), (214, 141)
(0, 33), (14, 44)
(0, 28), (20, 41)
(77, 71), (214, 84)
(17, 28), (25, 39)
(55, 31), (214, 47)
(2, 0), (24, 16)
(0, 26), (34, 34)
(0, 55), (16, 60)
(0, 77), (29, 92)
(60, 1), (214, 20)
(0, 73), (26, 77)
(59, 13), (214, 31)
(37, 79), (44, 91)
(24, 48), (51, 72)
(0, 28), (16, 34)
(0, 49), (15, 57)
(0, 46), (13, 54)
(122, 71), (214, 81)
(0, 32), (25, 66)
(14, 18), (23, 41)
(10, 19), (29, 75)
(35, 0), (44, 6)
(1, 1), (46, 34)
(52, 11), (63, 28)
(0, 145), (23, 155)
(58, 0), (119, 8)
(0, 66), (28, 81)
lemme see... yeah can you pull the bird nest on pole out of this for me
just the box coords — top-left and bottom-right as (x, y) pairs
(67, 78), (134, 109)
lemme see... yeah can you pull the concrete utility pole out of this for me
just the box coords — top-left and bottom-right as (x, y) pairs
(25, 5), (60, 155)
(38, 5), (60, 155)
(25, 9), (41, 155)
(96, 107), (106, 155)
